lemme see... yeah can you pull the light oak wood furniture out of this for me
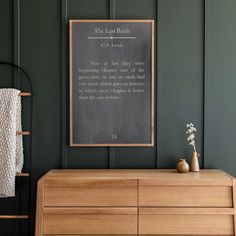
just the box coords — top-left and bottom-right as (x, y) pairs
(35, 169), (236, 236)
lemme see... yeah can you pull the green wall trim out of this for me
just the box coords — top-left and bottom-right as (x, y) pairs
(13, 1), (23, 235)
(61, 0), (68, 168)
(109, 0), (116, 19)
(203, 0), (207, 169)
(157, 0), (163, 168)
(13, 0), (20, 88)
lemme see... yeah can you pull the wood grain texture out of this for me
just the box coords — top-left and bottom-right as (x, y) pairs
(43, 209), (137, 235)
(69, 19), (73, 147)
(0, 215), (28, 219)
(139, 207), (234, 215)
(35, 179), (45, 236)
(44, 179), (137, 206)
(36, 169), (236, 236)
(41, 169), (233, 185)
(16, 172), (30, 177)
(43, 235), (136, 236)
(43, 207), (137, 215)
(138, 170), (233, 186)
(139, 214), (234, 235)
(233, 179), (236, 236)
(42, 235), (232, 236)
(19, 92), (31, 96)
(151, 19), (155, 146)
(139, 186), (232, 207)
(16, 131), (31, 135)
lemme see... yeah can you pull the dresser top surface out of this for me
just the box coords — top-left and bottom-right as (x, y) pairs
(40, 169), (234, 186)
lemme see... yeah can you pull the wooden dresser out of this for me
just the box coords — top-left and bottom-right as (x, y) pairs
(35, 169), (236, 236)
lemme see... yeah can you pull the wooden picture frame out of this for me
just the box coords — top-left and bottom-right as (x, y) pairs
(69, 19), (154, 146)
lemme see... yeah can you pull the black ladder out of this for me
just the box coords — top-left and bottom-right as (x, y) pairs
(0, 62), (33, 236)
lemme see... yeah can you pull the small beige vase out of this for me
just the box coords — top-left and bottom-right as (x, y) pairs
(177, 159), (189, 173)
(190, 152), (200, 172)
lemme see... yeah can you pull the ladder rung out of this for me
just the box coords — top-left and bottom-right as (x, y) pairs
(16, 173), (30, 177)
(19, 92), (31, 97)
(0, 215), (29, 219)
(16, 131), (31, 135)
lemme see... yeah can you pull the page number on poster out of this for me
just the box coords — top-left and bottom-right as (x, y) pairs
(112, 134), (118, 140)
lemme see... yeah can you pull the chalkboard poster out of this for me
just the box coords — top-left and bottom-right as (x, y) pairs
(69, 20), (154, 146)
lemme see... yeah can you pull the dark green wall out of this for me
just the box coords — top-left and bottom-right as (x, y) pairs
(0, 0), (236, 235)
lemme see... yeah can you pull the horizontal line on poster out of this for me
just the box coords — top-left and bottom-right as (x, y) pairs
(87, 36), (136, 39)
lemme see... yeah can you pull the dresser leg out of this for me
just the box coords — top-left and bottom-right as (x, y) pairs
(233, 179), (236, 236)
(35, 179), (44, 236)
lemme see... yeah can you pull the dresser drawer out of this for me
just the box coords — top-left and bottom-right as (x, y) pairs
(139, 208), (234, 235)
(44, 179), (137, 206)
(43, 207), (137, 235)
(139, 185), (232, 207)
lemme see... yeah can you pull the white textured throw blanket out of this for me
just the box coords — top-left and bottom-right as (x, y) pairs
(0, 89), (24, 197)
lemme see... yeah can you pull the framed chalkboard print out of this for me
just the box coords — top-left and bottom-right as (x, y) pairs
(69, 19), (154, 147)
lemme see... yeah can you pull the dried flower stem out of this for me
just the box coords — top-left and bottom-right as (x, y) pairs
(186, 123), (197, 153)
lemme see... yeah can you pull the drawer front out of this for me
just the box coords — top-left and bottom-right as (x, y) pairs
(139, 208), (234, 235)
(139, 185), (232, 207)
(43, 207), (137, 235)
(44, 179), (137, 206)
